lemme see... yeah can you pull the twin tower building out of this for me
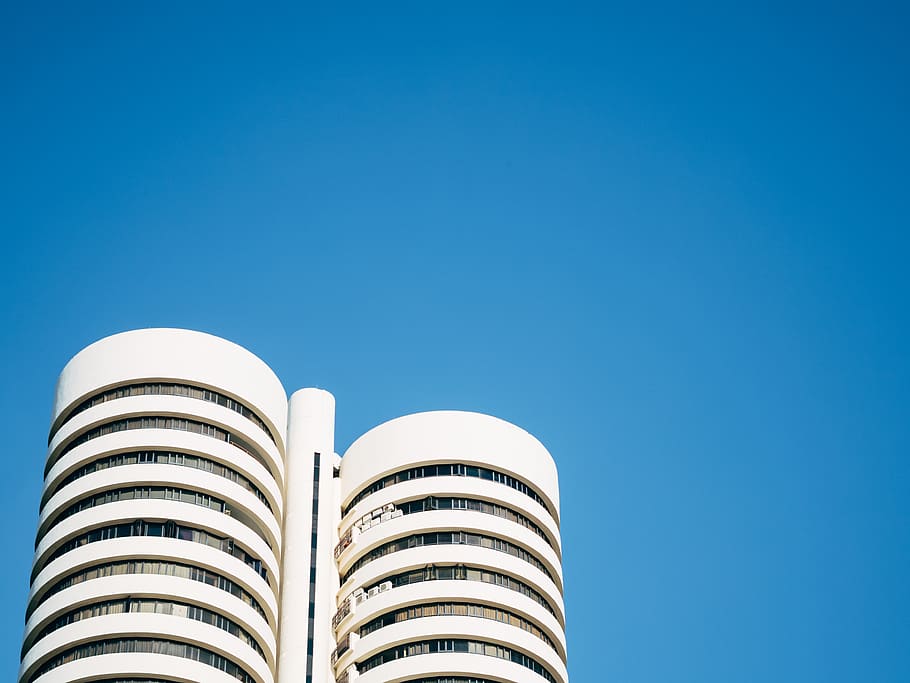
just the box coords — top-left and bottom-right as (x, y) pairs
(19, 329), (568, 683)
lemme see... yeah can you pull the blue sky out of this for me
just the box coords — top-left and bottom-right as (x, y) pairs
(1, 3), (908, 681)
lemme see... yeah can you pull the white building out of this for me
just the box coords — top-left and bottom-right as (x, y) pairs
(19, 329), (568, 683)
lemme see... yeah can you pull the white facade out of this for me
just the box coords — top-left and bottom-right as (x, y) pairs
(20, 329), (568, 683)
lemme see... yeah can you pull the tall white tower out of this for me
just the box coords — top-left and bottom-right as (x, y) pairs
(20, 330), (287, 683)
(19, 329), (568, 683)
(332, 412), (568, 683)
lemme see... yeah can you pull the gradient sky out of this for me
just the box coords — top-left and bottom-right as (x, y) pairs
(1, 3), (908, 682)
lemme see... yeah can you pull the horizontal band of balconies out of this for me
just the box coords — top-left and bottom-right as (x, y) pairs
(344, 652), (563, 683)
(351, 637), (563, 683)
(341, 530), (555, 586)
(337, 494), (556, 565)
(25, 558), (267, 623)
(22, 573), (276, 662)
(337, 510), (563, 594)
(47, 416), (273, 481)
(44, 432), (283, 520)
(333, 568), (567, 663)
(340, 475), (561, 556)
(24, 650), (256, 683)
(38, 468), (280, 551)
(20, 612), (273, 682)
(333, 601), (557, 671)
(31, 510), (278, 594)
(51, 381), (280, 447)
(20, 635), (264, 683)
(343, 462), (556, 520)
(339, 547), (565, 630)
(46, 394), (284, 489)
(28, 537), (279, 632)
(22, 596), (268, 665)
(41, 449), (273, 513)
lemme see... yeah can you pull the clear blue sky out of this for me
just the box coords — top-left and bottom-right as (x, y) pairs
(1, 3), (907, 681)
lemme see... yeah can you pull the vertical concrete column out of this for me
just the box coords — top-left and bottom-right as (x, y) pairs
(278, 388), (336, 683)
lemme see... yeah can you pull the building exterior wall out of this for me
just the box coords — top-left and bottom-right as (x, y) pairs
(333, 411), (567, 683)
(277, 388), (338, 683)
(21, 329), (287, 683)
(19, 330), (568, 683)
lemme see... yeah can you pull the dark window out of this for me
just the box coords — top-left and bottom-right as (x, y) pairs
(357, 639), (555, 682)
(47, 416), (275, 482)
(54, 381), (277, 445)
(392, 495), (553, 546)
(23, 597), (265, 660)
(41, 450), (272, 512)
(33, 520), (268, 586)
(305, 453), (321, 683)
(356, 601), (556, 650)
(343, 463), (553, 518)
(359, 564), (557, 616)
(26, 559), (266, 621)
(40, 484), (270, 548)
(26, 638), (255, 683)
(342, 531), (554, 584)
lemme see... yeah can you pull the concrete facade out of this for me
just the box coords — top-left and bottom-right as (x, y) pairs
(20, 329), (567, 683)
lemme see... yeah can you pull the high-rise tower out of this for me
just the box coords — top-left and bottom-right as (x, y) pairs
(19, 329), (568, 683)
(331, 411), (567, 683)
(21, 329), (287, 683)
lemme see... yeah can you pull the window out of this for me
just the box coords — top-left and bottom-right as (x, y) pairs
(55, 381), (277, 445)
(26, 638), (255, 683)
(357, 639), (555, 681)
(391, 496), (553, 546)
(356, 601), (555, 650)
(344, 462), (553, 518)
(34, 519), (269, 585)
(48, 416), (275, 482)
(40, 484), (271, 548)
(342, 531), (554, 584)
(358, 564), (557, 615)
(42, 450), (272, 512)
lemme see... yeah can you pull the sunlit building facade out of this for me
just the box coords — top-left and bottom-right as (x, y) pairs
(19, 329), (568, 683)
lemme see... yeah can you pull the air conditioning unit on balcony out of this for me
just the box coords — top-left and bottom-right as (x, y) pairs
(383, 503), (395, 512)
(367, 587), (380, 598)
(378, 581), (392, 592)
(391, 509), (403, 518)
